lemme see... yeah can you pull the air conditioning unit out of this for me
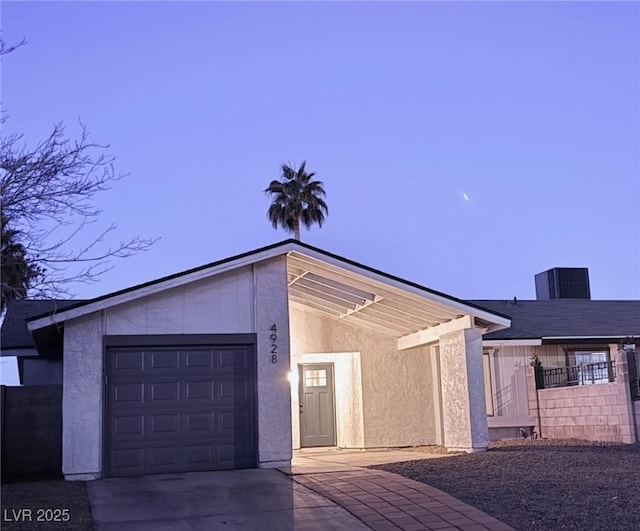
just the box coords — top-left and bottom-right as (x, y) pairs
(535, 268), (591, 300)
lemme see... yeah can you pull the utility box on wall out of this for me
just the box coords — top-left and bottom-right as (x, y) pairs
(535, 268), (591, 300)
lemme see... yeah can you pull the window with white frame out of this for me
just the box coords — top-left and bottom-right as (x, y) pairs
(568, 349), (610, 385)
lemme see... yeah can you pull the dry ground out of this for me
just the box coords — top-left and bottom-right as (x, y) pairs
(371, 439), (640, 531)
(1, 478), (92, 530)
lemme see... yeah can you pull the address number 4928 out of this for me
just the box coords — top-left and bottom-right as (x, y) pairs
(270, 324), (278, 363)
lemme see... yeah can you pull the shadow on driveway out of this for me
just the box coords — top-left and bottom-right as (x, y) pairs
(87, 468), (369, 530)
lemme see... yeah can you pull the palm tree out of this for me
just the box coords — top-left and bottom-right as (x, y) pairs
(264, 161), (328, 241)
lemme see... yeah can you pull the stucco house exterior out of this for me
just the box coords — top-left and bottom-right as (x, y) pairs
(23, 240), (510, 480)
(472, 282), (640, 441)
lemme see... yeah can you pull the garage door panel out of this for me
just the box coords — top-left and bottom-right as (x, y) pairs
(217, 442), (255, 468)
(113, 382), (144, 404)
(112, 351), (144, 371)
(149, 413), (180, 435)
(185, 445), (213, 464)
(185, 412), (213, 432)
(148, 350), (179, 370)
(218, 349), (250, 368)
(148, 446), (181, 468)
(218, 410), (251, 432)
(184, 380), (214, 400)
(105, 343), (256, 477)
(111, 448), (144, 475)
(183, 350), (213, 369)
(113, 415), (144, 437)
(218, 379), (251, 401)
(149, 381), (180, 402)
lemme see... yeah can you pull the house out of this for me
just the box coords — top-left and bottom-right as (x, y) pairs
(22, 239), (511, 480)
(0, 300), (82, 386)
(471, 267), (640, 441)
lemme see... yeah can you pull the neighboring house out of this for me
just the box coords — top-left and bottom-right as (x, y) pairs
(23, 239), (511, 480)
(0, 300), (82, 386)
(471, 268), (640, 441)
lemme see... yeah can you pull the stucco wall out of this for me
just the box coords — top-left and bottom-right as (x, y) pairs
(289, 304), (435, 448)
(440, 329), (489, 451)
(254, 257), (292, 467)
(62, 259), (292, 478)
(63, 312), (103, 480)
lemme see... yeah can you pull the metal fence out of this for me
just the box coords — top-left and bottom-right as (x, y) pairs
(541, 361), (616, 389)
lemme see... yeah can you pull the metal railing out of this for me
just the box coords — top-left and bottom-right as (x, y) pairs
(540, 361), (616, 389)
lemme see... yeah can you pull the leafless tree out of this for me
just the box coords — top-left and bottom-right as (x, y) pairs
(0, 38), (157, 307)
(0, 122), (158, 305)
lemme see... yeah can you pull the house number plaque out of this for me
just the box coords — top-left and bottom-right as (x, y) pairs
(270, 324), (278, 363)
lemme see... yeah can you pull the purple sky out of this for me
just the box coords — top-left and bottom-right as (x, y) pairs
(3, 1), (639, 301)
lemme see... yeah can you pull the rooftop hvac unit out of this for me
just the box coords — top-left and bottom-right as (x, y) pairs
(534, 267), (591, 300)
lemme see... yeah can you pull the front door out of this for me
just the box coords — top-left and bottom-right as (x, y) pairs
(299, 363), (336, 447)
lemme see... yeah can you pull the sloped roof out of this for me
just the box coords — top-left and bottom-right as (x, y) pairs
(471, 299), (640, 340)
(1, 300), (82, 351)
(27, 239), (510, 333)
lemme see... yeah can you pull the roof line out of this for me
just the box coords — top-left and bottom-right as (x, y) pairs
(289, 241), (512, 320)
(26, 239), (297, 323)
(27, 238), (511, 324)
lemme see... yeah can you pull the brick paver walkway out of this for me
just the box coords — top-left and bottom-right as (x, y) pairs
(290, 468), (514, 531)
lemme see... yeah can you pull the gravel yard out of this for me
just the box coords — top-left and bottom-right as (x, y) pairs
(1, 479), (93, 530)
(370, 439), (640, 531)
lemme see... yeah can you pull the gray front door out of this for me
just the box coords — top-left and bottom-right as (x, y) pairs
(299, 363), (336, 447)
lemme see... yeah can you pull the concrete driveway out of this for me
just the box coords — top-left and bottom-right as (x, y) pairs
(87, 468), (370, 530)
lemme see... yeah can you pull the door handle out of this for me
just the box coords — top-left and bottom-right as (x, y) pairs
(299, 404), (304, 414)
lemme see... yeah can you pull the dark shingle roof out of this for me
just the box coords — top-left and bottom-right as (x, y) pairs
(26, 239), (511, 325)
(1, 300), (82, 350)
(471, 299), (640, 340)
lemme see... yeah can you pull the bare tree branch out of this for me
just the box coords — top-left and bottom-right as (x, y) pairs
(1, 121), (159, 306)
(0, 37), (27, 57)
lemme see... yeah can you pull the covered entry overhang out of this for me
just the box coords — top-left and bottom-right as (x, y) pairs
(285, 248), (510, 348)
(284, 244), (511, 453)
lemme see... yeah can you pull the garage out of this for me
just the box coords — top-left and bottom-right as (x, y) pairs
(104, 336), (257, 477)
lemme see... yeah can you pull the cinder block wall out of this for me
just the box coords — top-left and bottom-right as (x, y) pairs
(526, 354), (636, 444)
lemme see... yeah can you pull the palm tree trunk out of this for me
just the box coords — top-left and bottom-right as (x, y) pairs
(293, 219), (301, 241)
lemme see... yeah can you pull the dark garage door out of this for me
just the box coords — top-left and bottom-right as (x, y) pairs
(105, 343), (256, 477)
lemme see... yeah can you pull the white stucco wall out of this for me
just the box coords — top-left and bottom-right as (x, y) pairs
(62, 313), (103, 480)
(440, 328), (489, 451)
(62, 259), (292, 479)
(254, 257), (292, 467)
(289, 304), (436, 449)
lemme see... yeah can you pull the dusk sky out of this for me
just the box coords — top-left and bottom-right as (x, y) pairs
(3, 1), (639, 301)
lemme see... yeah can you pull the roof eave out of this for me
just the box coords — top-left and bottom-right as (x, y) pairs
(27, 238), (512, 332)
(28, 240), (299, 330)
